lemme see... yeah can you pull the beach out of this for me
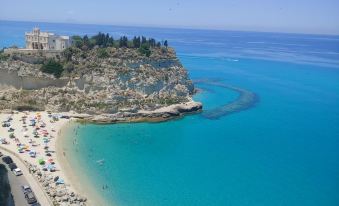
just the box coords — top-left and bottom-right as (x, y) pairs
(0, 103), (201, 206)
(0, 111), (88, 205)
(56, 121), (109, 206)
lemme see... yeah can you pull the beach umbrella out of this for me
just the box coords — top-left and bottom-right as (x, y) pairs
(38, 159), (45, 165)
(29, 151), (36, 158)
(48, 165), (56, 172)
(56, 178), (64, 185)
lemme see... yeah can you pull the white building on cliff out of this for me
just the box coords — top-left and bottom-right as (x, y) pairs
(25, 27), (72, 50)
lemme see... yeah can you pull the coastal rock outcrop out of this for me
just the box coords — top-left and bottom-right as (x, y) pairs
(0, 47), (202, 121)
(73, 101), (203, 123)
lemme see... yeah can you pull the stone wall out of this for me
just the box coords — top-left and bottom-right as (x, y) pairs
(4, 48), (62, 58)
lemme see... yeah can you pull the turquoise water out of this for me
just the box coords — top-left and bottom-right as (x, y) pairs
(1, 21), (339, 206)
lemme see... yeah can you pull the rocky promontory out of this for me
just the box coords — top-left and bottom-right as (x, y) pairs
(0, 36), (202, 122)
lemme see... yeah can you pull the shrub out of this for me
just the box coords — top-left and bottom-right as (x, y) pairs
(62, 46), (80, 61)
(64, 62), (75, 73)
(138, 44), (151, 57)
(97, 48), (109, 58)
(0, 53), (9, 61)
(41, 59), (64, 78)
(72, 35), (83, 48)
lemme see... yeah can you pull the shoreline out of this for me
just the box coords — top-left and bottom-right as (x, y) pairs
(55, 121), (111, 206)
(71, 100), (203, 124)
(0, 100), (202, 205)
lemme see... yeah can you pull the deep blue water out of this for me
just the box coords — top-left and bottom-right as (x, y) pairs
(1, 20), (339, 206)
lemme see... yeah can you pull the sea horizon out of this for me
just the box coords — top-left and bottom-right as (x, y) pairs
(1, 20), (339, 206)
(2, 19), (339, 36)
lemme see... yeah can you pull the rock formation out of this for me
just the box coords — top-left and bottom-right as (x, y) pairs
(0, 47), (202, 122)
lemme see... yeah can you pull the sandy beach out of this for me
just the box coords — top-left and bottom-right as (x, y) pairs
(0, 111), (87, 205)
(56, 121), (108, 206)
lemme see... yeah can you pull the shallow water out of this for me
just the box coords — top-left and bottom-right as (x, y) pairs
(1, 21), (339, 206)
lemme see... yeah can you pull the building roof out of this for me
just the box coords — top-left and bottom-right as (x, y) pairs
(60, 36), (70, 40)
(25, 28), (68, 39)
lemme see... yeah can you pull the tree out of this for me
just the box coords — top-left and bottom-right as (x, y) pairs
(62, 47), (74, 61)
(149, 38), (156, 47)
(92, 32), (104, 47)
(62, 46), (81, 61)
(107, 37), (114, 47)
(82, 35), (90, 50)
(141, 36), (147, 45)
(133, 36), (141, 48)
(73, 33), (162, 50)
(40, 59), (64, 78)
(119, 36), (128, 48)
(103, 33), (110, 47)
(83, 35), (89, 45)
(72, 35), (83, 48)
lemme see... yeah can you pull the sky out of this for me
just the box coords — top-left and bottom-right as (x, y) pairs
(1, 0), (339, 35)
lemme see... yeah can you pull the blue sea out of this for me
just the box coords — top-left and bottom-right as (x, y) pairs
(1, 20), (339, 206)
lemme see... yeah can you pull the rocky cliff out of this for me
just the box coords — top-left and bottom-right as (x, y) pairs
(0, 47), (202, 121)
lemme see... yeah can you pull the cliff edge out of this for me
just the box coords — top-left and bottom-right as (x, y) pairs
(0, 45), (202, 122)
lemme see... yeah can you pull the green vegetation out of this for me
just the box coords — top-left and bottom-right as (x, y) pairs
(138, 44), (151, 57)
(97, 48), (109, 58)
(63, 62), (75, 73)
(0, 49), (9, 61)
(71, 32), (168, 57)
(0, 164), (11, 206)
(40, 59), (64, 78)
(0, 53), (9, 61)
(62, 47), (81, 61)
